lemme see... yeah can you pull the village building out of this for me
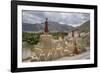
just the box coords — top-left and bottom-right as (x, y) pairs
(67, 28), (80, 38)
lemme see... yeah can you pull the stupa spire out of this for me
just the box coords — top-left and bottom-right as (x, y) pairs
(44, 18), (49, 33)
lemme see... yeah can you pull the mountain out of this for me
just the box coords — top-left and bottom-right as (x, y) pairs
(22, 22), (74, 32)
(78, 20), (90, 33)
(22, 23), (43, 32)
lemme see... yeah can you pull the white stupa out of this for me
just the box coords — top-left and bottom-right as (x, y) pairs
(39, 18), (54, 49)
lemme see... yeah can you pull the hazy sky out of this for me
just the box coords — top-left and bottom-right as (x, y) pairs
(22, 10), (90, 27)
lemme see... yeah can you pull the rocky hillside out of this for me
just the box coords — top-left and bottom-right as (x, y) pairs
(78, 20), (90, 33)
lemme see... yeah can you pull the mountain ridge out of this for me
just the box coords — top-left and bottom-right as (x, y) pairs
(22, 22), (74, 32)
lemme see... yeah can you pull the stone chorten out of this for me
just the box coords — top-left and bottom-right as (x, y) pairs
(39, 18), (53, 49)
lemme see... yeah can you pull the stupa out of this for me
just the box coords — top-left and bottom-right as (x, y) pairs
(73, 38), (80, 54)
(39, 18), (54, 49)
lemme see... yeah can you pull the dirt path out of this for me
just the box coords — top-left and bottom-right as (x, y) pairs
(56, 50), (90, 60)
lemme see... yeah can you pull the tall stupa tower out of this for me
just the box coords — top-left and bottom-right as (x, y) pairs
(44, 18), (49, 33)
(39, 18), (53, 49)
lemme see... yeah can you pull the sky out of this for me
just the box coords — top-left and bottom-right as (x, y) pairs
(22, 10), (90, 27)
